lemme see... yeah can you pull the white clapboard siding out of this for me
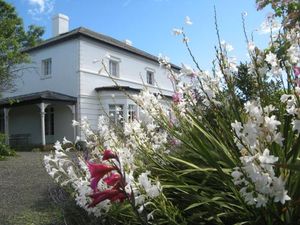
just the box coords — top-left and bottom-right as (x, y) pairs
(79, 37), (174, 93)
(2, 39), (80, 98)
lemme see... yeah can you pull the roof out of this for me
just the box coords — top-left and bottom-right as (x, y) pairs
(24, 27), (181, 71)
(0, 91), (77, 107)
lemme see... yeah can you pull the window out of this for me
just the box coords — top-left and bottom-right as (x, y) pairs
(45, 107), (54, 135)
(109, 60), (119, 77)
(128, 104), (137, 122)
(146, 70), (154, 85)
(109, 104), (123, 126)
(42, 58), (52, 77)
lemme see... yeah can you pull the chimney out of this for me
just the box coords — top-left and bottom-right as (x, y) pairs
(124, 39), (133, 46)
(52, 14), (69, 36)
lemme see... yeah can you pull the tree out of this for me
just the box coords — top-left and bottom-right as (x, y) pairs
(235, 62), (282, 105)
(0, 0), (44, 93)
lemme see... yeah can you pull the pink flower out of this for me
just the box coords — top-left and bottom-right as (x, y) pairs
(87, 162), (116, 191)
(102, 149), (117, 160)
(88, 189), (126, 207)
(294, 66), (300, 77)
(172, 92), (182, 104)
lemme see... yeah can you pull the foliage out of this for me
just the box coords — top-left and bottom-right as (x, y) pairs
(235, 62), (282, 105)
(0, 133), (15, 159)
(256, 0), (299, 29)
(0, 0), (44, 92)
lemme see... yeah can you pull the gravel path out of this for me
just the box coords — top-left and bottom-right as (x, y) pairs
(0, 152), (58, 224)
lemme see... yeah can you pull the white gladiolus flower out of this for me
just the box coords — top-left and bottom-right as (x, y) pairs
(172, 28), (183, 36)
(287, 44), (300, 64)
(259, 149), (278, 164)
(185, 16), (192, 25)
(264, 115), (281, 133)
(183, 37), (190, 43)
(292, 120), (300, 133)
(72, 120), (80, 127)
(265, 52), (278, 67)
(231, 99), (290, 207)
(221, 40), (234, 52)
(259, 17), (280, 34)
(180, 63), (194, 76)
(272, 177), (291, 204)
(138, 171), (161, 198)
(54, 141), (63, 151)
(248, 41), (256, 52)
(63, 137), (72, 145)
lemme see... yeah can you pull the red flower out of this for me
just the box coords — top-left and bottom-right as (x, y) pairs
(88, 189), (126, 207)
(102, 149), (117, 160)
(87, 162), (116, 191)
(103, 173), (121, 186)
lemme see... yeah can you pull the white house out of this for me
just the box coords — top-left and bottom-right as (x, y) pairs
(0, 14), (179, 148)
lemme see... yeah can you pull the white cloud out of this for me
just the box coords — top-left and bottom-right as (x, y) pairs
(28, 0), (55, 20)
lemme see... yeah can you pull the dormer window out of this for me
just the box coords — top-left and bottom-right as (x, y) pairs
(109, 59), (119, 77)
(146, 70), (154, 85)
(42, 58), (52, 78)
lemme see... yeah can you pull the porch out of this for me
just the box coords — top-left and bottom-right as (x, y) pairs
(0, 91), (77, 148)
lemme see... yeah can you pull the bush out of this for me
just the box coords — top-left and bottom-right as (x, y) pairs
(0, 133), (15, 159)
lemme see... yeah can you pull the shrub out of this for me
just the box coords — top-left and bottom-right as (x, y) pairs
(0, 133), (15, 159)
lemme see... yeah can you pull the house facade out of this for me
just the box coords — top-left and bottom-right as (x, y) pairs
(0, 14), (179, 147)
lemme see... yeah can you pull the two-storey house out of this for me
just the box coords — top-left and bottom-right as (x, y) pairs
(0, 14), (179, 147)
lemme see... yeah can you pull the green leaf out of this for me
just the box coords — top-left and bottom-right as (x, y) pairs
(276, 161), (300, 171)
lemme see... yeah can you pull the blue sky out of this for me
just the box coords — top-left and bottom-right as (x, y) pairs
(8, 0), (272, 70)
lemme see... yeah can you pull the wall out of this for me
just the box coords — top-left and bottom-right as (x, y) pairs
(9, 105), (41, 144)
(52, 104), (74, 143)
(78, 37), (175, 129)
(2, 39), (80, 98)
(79, 37), (174, 94)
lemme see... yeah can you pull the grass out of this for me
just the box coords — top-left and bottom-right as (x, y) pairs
(7, 204), (64, 225)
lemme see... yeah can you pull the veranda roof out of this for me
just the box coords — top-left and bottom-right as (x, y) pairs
(0, 91), (77, 108)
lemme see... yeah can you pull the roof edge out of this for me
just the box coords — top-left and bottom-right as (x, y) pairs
(24, 27), (181, 71)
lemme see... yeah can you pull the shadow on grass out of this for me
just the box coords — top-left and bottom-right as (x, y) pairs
(6, 187), (64, 225)
(3, 183), (105, 225)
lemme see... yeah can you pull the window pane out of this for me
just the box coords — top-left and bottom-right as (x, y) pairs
(109, 60), (119, 77)
(147, 71), (154, 85)
(42, 58), (52, 76)
(109, 104), (123, 126)
(128, 104), (136, 122)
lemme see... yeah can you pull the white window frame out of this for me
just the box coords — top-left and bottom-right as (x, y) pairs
(108, 56), (121, 77)
(145, 68), (155, 85)
(128, 104), (137, 122)
(41, 58), (52, 78)
(108, 104), (124, 126)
